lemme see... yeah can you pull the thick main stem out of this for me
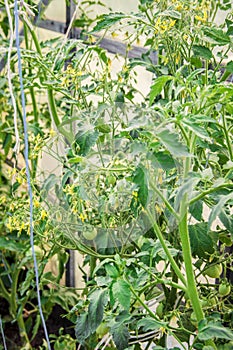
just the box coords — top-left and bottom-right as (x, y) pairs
(179, 157), (204, 321)
(180, 156), (217, 349)
(178, 199), (204, 321)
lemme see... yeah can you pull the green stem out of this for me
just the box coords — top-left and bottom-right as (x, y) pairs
(180, 171), (219, 349)
(129, 284), (163, 321)
(0, 278), (11, 303)
(145, 209), (187, 287)
(47, 89), (73, 142)
(11, 268), (31, 347)
(134, 262), (186, 292)
(178, 156), (204, 319)
(178, 197), (204, 321)
(24, 24), (38, 124)
(149, 180), (179, 220)
(24, 23), (39, 179)
(178, 158), (217, 348)
(23, 19), (72, 142)
(222, 112), (233, 161)
(89, 256), (97, 278)
(189, 184), (233, 205)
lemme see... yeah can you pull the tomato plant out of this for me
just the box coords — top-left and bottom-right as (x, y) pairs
(0, 0), (233, 349)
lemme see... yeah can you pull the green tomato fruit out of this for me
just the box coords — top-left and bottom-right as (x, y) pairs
(26, 245), (43, 259)
(204, 264), (222, 278)
(207, 295), (218, 307)
(219, 283), (231, 297)
(200, 298), (209, 308)
(83, 228), (97, 240)
(96, 323), (109, 337)
(190, 312), (198, 327)
(106, 174), (116, 186)
(156, 303), (164, 318)
(219, 233), (232, 247)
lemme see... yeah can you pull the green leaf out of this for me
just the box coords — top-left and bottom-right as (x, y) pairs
(96, 123), (111, 133)
(226, 61), (233, 73)
(2, 133), (12, 156)
(182, 117), (210, 140)
(198, 321), (233, 341)
(188, 114), (216, 123)
(208, 193), (233, 230)
(150, 151), (176, 170)
(133, 165), (149, 207)
(0, 236), (24, 252)
(75, 130), (99, 156)
(105, 264), (119, 279)
(91, 13), (128, 33)
(75, 313), (90, 344)
(115, 310), (131, 323)
(219, 210), (233, 233)
(203, 27), (231, 46)
(112, 279), (131, 310)
(88, 289), (108, 332)
(175, 176), (200, 211)
(32, 314), (41, 341)
(111, 322), (129, 350)
(190, 200), (203, 221)
(189, 223), (214, 259)
(226, 19), (233, 36)
(137, 317), (165, 331)
(75, 289), (108, 344)
(156, 129), (191, 157)
(68, 156), (84, 164)
(153, 239), (179, 259)
(160, 10), (181, 19)
(42, 174), (58, 193)
(192, 45), (213, 60)
(61, 170), (73, 187)
(149, 76), (172, 105)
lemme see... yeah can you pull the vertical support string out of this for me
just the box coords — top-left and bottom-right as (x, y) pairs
(4, 0), (20, 154)
(13, 1), (51, 348)
(0, 316), (7, 350)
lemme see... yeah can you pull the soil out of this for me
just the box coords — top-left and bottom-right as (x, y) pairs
(0, 298), (76, 349)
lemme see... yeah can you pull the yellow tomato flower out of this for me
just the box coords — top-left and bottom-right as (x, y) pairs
(34, 199), (40, 208)
(79, 213), (87, 223)
(111, 31), (118, 38)
(195, 10), (208, 22)
(49, 129), (56, 138)
(41, 210), (48, 220)
(0, 195), (7, 204)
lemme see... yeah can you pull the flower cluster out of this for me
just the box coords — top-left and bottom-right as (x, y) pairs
(60, 64), (84, 88)
(154, 17), (177, 35)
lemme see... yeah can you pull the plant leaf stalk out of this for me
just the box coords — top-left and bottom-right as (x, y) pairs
(222, 110), (233, 162)
(145, 209), (187, 287)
